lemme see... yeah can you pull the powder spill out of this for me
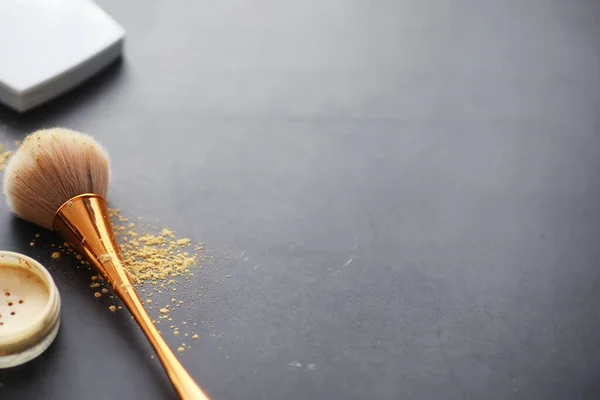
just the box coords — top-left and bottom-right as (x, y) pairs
(0, 147), (12, 172)
(177, 239), (191, 247)
(0, 136), (20, 172)
(109, 209), (201, 284)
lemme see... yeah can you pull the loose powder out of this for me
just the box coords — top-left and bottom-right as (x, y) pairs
(0, 134), (19, 172)
(0, 265), (49, 335)
(0, 145), (12, 172)
(108, 209), (202, 284)
(105, 210), (211, 348)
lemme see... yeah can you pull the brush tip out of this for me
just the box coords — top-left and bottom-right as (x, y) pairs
(3, 128), (111, 229)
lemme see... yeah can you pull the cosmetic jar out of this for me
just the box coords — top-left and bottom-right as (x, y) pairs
(0, 251), (60, 368)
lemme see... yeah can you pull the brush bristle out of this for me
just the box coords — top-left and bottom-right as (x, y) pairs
(3, 128), (110, 230)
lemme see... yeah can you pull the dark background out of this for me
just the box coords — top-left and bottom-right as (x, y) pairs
(1, 0), (600, 399)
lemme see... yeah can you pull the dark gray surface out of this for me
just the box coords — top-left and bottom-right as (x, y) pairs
(1, 0), (600, 399)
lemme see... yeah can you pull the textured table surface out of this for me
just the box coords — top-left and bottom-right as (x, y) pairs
(1, 1), (600, 399)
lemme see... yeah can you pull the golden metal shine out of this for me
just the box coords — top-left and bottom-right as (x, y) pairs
(53, 194), (210, 400)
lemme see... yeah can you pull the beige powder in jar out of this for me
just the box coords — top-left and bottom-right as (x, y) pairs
(0, 265), (49, 336)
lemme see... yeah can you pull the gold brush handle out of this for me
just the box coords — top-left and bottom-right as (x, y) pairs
(119, 283), (211, 400)
(53, 194), (211, 400)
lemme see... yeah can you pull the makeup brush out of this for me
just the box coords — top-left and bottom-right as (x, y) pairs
(3, 128), (210, 400)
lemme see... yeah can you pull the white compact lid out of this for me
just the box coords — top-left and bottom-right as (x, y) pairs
(0, 0), (125, 112)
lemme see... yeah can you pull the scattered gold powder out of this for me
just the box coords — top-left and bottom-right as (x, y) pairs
(177, 347), (185, 353)
(174, 331), (180, 336)
(91, 276), (98, 281)
(0, 149), (12, 172)
(94, 292), (102, 298)
(90, 283), (100, 288)
(139, 235), (163, 246)
(177, 239), (191, 247)
(108, 209), (202, 284)
(101, 288), (109, 294)
(35, 234), (40, 238)
(146, 299), (153, 304)
(29, 242), (35, 247)
(109, 305), (117, 312)
(160, 308), (169, 314)
(192, 334), (199, 339)
(51, 252), (60, 259)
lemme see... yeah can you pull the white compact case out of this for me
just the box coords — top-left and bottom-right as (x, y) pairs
(0, 251), (61, 368)
(0, 0), (125, 112)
